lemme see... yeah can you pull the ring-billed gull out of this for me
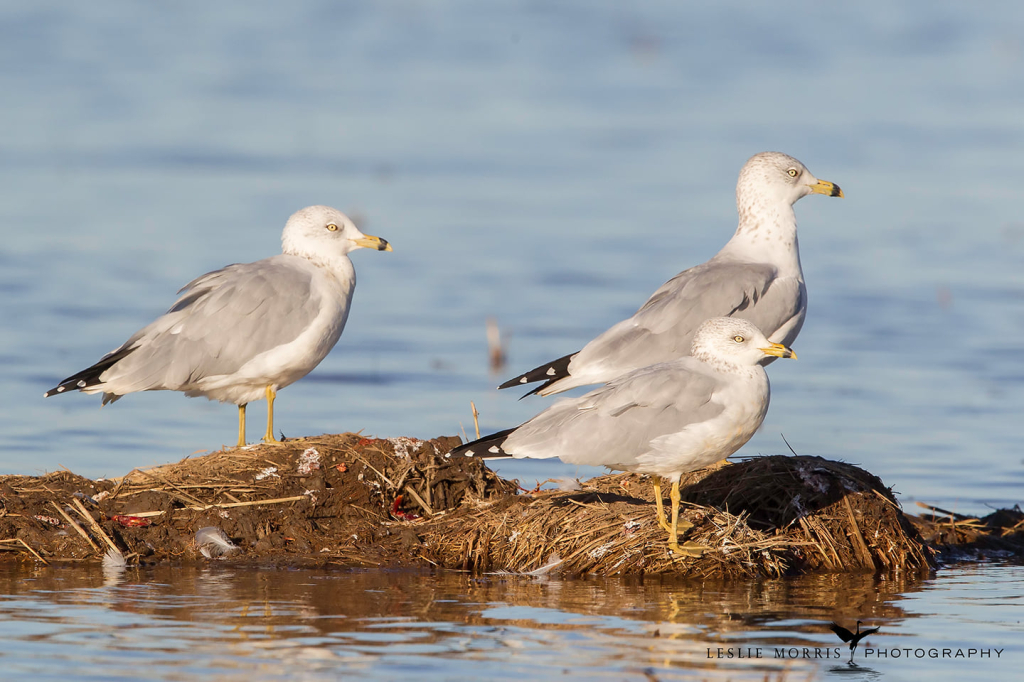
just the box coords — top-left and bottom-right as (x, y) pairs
(499, 151), (838, 397)
(45, 205), (392, 447)
(453, 317), (795, 555)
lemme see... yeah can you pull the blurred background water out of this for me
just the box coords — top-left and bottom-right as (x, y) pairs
(1, 1), (1024, 679)
(6, 1), (1021, 512)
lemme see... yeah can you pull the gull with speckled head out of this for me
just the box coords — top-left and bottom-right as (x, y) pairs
(499, 151), (839, 397)
(453, 317), (795, 555)
(45, 205), (392, 447)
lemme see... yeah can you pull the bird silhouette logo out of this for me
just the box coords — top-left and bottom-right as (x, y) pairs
(829, 621), (879, 662)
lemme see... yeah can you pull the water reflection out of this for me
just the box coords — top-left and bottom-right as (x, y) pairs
(0, 564), (939, 681)
(1, 563), (1021, 680)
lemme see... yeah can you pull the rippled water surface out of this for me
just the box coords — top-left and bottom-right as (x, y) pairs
(0, 562), (1020, 681)
(1, 2), (1023, 678)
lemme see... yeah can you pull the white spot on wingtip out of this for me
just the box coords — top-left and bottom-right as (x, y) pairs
(465, 450), (474, 457)
(545, 367), (555, 376)
(76, 380), (86, 387)
(488, 446), (500, 454)
(519, 377), (527, 383)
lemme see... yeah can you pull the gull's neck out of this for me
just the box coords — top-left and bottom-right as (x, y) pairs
(718, 199), (802, 277)
(691, 350), (765, 381)
(283, 240), (356, 278)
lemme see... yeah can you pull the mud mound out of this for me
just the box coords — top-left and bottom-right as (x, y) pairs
(0, 433), (512, 567)
(0, 438), (951, 575)
(417, 455), (933, 577)
(909, 503), (1024, 561)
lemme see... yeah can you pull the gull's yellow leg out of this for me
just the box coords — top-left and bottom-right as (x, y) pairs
(667, 479), (681, 549)
(237, 404), (247, 448)
(264, 385), (280, 444)
(653, 480), (673, 532)
(667, 478), (704, 557)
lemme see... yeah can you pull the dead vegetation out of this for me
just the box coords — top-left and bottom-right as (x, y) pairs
(909, 502), (1024, 560)
(0, 434), (1014, 575)
(0, 433), (511, 568)
(420, 455), (933, 577)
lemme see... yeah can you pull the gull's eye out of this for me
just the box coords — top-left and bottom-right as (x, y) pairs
(787, 168), (798, 178)
(733, 335), (745, 343)
(326, 223), (339, 232)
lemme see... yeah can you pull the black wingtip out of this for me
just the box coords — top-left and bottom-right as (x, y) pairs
(517, 381), (551, 400)
(45, 345), (137, 398)
(497, 374), (530, 390)
(498, 351), (577, 392)
(448, 427), (517, 459)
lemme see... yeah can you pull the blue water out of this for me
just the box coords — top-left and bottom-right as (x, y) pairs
(1, 3), (1023, 678)
(4, 1), (1021, 510)
(0, 562), (1020, 681)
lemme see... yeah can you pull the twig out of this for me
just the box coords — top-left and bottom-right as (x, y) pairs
(914, 501), (977, 523)
(404, 485), (434, 517)
(50, 501), (99, 552)
(71, 498), (119, 553)
(127, 495), (308, 518)
(471, 401), (480, 439)
(872, 489), (902, 510)
(799, 517), (834, 568)
(348, 452), (394, 487)
(843, 495), (875, 567)
(134, 469), (208, 507)
(566, 498), (603, 511)
(780, 433), (799, 456)
(0, 538), (48, 564)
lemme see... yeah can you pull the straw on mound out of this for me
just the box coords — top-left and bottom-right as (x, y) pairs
(0, 435), (938, 576)
(418, 455), (933, 577)
(910, 502), (1024, 560)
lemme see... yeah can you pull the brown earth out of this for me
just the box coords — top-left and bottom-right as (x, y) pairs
(0, 433), (1017, 575)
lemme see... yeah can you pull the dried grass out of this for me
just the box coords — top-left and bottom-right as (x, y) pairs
(910, 502), (1024, 557)
(416, 455), (934, 577)
(0, 436), (948, 575)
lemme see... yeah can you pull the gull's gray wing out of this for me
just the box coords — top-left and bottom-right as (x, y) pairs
(504, 360), (726, 469)
(559, 259), (803, 388)
(97, 255), (326, 394)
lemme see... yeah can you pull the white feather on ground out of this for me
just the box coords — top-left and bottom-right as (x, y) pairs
(102, 548), (127, 571)
(196, 527), (239, 558)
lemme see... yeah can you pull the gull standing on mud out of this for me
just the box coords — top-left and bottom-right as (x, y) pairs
(45, 205), (392, 447)
(453, 317), (795, 555)
(500, 151), (840, 397)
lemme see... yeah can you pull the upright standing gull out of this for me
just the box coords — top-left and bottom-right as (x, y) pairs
(45, 205), (392, 447)
(453, 317), (795, 555)
(499, 151), (839, 397)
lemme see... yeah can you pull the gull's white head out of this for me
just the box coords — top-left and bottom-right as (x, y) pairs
(281, 205), (393, 262)
(736, 152), (842, 222)
(691, 317), (796, 368)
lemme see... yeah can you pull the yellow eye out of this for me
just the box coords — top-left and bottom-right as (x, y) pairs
(787, 168), (798, 177)
(734, 335), (745, 343)
(326, 223), (339, 231)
